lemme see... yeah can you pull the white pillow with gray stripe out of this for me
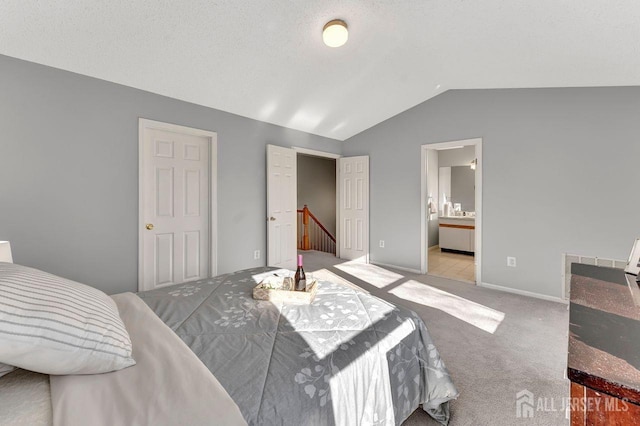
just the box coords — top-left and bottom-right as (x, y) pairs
(0, 262), (135, 375)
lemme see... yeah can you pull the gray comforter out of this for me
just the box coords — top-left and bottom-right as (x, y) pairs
(138, 267), (458, 425)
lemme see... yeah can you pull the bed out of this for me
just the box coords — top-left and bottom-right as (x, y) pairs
(136, 267), (458, 425)
(1, 264), (458, 425)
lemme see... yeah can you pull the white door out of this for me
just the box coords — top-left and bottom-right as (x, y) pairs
(266, 145), (297, 270)
(140, 126), (211, 291)
(338, 156), (369, 261)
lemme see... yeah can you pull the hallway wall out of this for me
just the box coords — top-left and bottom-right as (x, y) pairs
(297, 154), (337, 235)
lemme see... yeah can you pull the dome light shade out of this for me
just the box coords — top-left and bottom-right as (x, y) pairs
(323, 20), (348, 47)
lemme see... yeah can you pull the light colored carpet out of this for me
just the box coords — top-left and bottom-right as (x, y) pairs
(301, 250), (570, 426)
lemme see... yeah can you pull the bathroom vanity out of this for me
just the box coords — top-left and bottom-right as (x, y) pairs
(439, 216), (475, 253)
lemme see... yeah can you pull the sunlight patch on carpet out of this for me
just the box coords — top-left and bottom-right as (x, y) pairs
(390, 280), (505, 334)
(334, 261), (404, 289)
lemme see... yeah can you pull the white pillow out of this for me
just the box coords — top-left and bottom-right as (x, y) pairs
(0, 363), (15, 378)
(0, 262), (135, 375)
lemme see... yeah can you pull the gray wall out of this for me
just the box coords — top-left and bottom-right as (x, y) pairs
(297, 154), (336, 235)
(0, 54), (341, 295)
(343, 87), (640, 299)
(450, 166), (475, 211)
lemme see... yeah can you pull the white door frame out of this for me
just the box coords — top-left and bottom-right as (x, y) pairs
(292, 146), (341, 160)
(420, 138), (482, 284)
(292, 147), (343, 257)
(138, 118), (218, 290)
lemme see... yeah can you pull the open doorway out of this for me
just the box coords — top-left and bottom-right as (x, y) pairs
(296, 152), (337, 256)
(266, 145), (370, 269)
(420, 139), (482, 284)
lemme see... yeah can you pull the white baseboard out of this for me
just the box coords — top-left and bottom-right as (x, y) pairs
(371, 261), (422, 275)
(479, 281), (568, 304)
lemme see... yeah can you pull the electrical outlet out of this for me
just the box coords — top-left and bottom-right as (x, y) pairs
(507, 256), (517, 268)
(379, 240), (385, 248)
(254, 250), (260, 260)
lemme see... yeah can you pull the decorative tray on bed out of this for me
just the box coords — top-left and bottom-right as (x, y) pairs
(253, 276), (318, 304)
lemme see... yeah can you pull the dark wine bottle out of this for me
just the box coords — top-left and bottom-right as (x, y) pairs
(294, 254), (307, 291)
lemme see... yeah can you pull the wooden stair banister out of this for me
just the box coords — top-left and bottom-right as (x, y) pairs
(297, 205), (336, 255)
(302, 205), (310, 250)
(306, 209), (336, 243)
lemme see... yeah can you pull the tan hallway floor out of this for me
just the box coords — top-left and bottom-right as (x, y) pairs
(428, 246), (475, 283)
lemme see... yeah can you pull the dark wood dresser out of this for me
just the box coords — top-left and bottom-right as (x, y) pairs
(568, 263), (640, 425)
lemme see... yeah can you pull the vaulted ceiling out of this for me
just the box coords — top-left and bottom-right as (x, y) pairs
(1, 1), (639, 140)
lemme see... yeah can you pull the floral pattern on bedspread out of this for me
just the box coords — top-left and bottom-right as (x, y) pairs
(138, 267), (458, 425)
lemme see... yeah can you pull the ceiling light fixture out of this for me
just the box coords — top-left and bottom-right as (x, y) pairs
(323, 19), (348, 47)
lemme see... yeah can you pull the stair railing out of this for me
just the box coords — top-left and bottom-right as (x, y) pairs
(296, 205), (336, 255)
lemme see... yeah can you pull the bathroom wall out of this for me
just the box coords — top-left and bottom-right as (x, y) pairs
(426, 149), (439, 247)
(438, 145), (475, 167)
(438, 167), (451, 214)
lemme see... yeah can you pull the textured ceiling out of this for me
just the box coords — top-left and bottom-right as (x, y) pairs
(1, 1), (639, 140)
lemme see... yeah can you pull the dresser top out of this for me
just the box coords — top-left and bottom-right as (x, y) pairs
(568, 263), (640, 404)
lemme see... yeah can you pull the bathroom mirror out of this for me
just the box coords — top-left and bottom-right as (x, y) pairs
(439, 166), (475, 212)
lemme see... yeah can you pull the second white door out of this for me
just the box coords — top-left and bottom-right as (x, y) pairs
(141, 125), (212, 291)
(338, 156), (369, 261)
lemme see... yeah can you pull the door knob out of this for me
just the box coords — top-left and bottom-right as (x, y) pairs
(145, 223), (154, 230)
(268, 217), (276, 221)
